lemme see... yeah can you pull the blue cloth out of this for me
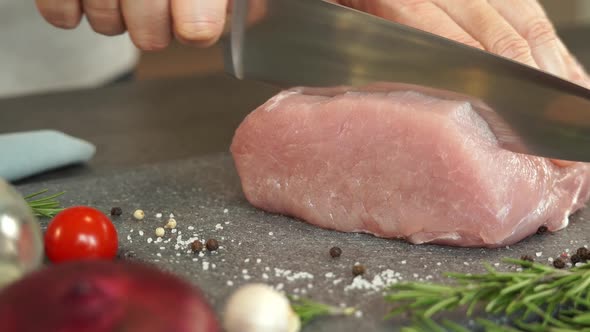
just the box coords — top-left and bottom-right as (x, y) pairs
(0, 130), (96, 182)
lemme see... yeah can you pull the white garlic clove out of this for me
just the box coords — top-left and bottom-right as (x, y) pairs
(287, 306), (301, 332)
(223, 283), (301, 332)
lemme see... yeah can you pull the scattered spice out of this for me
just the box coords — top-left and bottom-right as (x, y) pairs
(206, 239), (219, 251)
(520, 255), (534, 262)
(352, 265), (366, 277)
(117, 249), (137, 260)
(553, 258), (566, 269)
(329, 247), (342, 258)
(576, 247), (590, 261)
(155, 227), (165, 237)
(570, 254), (582, 265)
(191, 240), (204, 252)
(165, 218), (177, 229)
(110, 207), (123, 216)
(536, 225), (548, 235)
(133, 209), (145, 220)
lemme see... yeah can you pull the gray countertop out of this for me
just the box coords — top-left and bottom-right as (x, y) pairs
(2, 26), (590, 331)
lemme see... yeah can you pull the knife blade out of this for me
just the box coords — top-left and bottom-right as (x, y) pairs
(221, 0), (590, 162)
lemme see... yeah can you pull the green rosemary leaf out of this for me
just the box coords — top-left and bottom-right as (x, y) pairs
(288, 295), (355, 326)
(441, 319), (471, 332)
(23, 189), (65, 218)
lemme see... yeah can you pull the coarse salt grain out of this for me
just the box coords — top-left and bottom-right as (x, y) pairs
(227, 280), (233, 286)
(215, 224), (223, 230)
(243, 275), (251, 280)
(223, 209), (229, 214)
(344, 269), (401, 292)
(354, 311), (363, 318)
(147, 238), (153, 244)
(401, 260), (406, 264)
(156, 253), (162, 257)
(325, 272), (335, 278)
(244, 258), (250, 263)
(436, 262), (441, 266)
(464, 262), (470, 266)
(156, 213), (162, 218)
(169, 213), (175, 218)
(188, 226), (194, 230)
(256, 258), (261, 264)
(536, 252), (543, 257)
(262, 273), (269, 279)
(139, 230), (144, 236)
(202, 262), (210, 270)
(269, 232), (274, 236)
(225, 221), (230, 225)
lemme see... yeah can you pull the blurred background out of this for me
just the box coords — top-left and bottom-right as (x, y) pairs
(134, 1), (590, 81)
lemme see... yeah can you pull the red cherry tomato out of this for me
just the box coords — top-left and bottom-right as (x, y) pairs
(44, 206), (118, 263)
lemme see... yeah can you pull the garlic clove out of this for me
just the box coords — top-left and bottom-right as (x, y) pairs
(223, 283), (299, 332)
(287, 306), (301, 332)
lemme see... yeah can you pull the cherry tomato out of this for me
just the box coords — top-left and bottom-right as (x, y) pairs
(44, 206), (118, 263)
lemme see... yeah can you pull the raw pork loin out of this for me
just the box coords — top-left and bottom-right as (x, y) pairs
(230, 84), (590, 247)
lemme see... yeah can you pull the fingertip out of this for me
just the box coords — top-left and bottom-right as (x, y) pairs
(36, 0), (82, 29)
(130, 35), (171, 51)
(171, 0), (228, 47)
(174, 19), (224, 47)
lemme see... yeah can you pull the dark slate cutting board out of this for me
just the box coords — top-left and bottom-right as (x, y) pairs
(16, 153), (590, 331)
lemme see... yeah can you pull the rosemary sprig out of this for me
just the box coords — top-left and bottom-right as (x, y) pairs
(23, 189), (65, 218)
(288, 295), (356, 326)
(384, 258), (590, 331)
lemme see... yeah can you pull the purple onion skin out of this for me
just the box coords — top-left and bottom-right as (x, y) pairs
(0, 260), (220, 332)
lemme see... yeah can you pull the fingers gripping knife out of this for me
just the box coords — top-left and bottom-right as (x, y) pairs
(222, 0), (590, 162)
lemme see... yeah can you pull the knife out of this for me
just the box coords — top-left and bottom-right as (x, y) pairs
(221, 0), (590, 162)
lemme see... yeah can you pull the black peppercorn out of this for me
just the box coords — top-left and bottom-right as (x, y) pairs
(576, 247), (589, 261)
(536, 226), (548, 235)
(206, 239), (219, 251)
(571, 254), (582, 265)
(329, 247), (342, 258)
(110, 207), (123, 216)
(520, 255), (534, 262)
(191, 240), (204, 252)
(352, 265), (365, 276)
(553, 258), (566, 269)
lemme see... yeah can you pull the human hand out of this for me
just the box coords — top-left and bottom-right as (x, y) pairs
(35, 0), (232, 50)
(334, 0), (589, 88)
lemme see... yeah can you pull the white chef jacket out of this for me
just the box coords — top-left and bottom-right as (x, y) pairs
(0, 1), (140, 98)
